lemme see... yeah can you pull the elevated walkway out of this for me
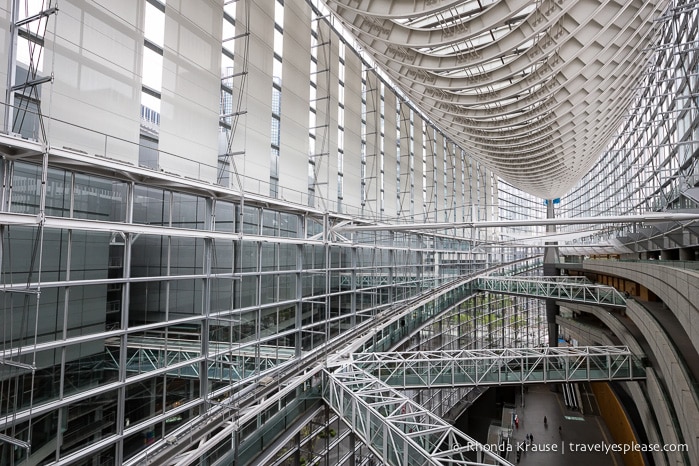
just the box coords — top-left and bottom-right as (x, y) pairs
(325, 365), (514, 466)
(352, 346), (645, 389)
(104, 337), (295, 380)
(476, 276), (626, 308)
(325, 346), (644, 466)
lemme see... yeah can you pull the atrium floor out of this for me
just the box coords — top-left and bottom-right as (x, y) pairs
(507, 383), (623, 466)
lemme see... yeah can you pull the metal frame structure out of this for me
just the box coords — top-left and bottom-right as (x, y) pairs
(324, 364), (515, 466)
(324, 345), (644, 466)
(0, 0), (696, 464)
(476, 276), (627, 307)
(351, 346), (645, 389)
(559, 0), (699, 251)
(119, 257), (535, 465)
(104, 337), (296, 382)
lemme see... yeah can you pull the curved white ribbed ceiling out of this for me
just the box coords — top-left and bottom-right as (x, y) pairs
(324, 0), (667, 199)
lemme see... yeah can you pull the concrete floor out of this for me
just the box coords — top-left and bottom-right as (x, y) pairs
(508, 383), (623, 466)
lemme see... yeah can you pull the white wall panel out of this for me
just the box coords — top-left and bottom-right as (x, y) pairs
(279, 0), (311, 204)
(464, 158), (474, 220)
(44, 0), (142, 164)
(231, 0), (273, 194)
(159, 0), (222, 182)
(490, 172), (499, 221)
(413, 113), (425, 219)
(364, 73), (380, 217)
(456, 150), (465, 223)
(445, 142), (456, 223)
(383, 91), (397, 217)
(0, 0), (10, 132)
(424, 126), (437, 220)
(343, 51), (363, 213)
(398, 103), (412, 219)
(434, 132), (445, 221)
(312, 23), (338, 211)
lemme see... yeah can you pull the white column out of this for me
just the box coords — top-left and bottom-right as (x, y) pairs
(279, 0), (311, 204)
(383, 91), (397, 218)
(413, 114), (425, 219)
(343, 51), (363, 214)
(398, 102), (411, 219)
(232, 0), (274, 194)
(364, 73), (380, 216)
(313, 22), (338, 211)
(0, 0), (11, 131)
(160, 0), (223, 182)
(43, 0), (144, 163)
(424, 126), (437, 220)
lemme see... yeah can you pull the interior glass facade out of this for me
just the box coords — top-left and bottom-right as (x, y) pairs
(1, 0), (698, 465)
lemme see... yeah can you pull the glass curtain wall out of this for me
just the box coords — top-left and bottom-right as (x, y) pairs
(560, 1), (699, 232)
(0, 155), (505, 464)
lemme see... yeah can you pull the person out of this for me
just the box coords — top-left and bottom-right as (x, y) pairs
(559, 425), (562, 436)
(544, 415), (547, 426)
(530, 433), (533, 443)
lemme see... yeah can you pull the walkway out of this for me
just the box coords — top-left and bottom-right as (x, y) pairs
(352, 346), (645, 389)
(477, 276), (626, 308)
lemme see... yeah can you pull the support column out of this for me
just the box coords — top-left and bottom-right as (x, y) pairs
(543, 200), (560, 347)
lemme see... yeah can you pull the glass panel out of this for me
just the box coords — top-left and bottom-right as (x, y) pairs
(131, 234), (168, 277)
(262, 209), (278, 236)
(144, 2), (165, 47)
(133, 185), (169, 225)
(142, 46), (163, 91)
(238, 275), (258, 308)
(130, 280), (168, 324)
(210, 277), (235, 312)
(279, 212), (300, 238)
(64, 342), (116, 397)
(236, 241), (258, 273)
(212, 239), (234, 273)
(0, 225), (54, 287)
(60, 393), (118, 462)
(278, 243), (296, 271)
(214, 201), (236, 232)
(139, 133), (160, 169)
(170, 237), (204, 275)
(64, 284), (109, 338)
(260, 243), (277, 271)
(73, 173), (128, 221)
(71, 230), (110, 280)
(0, 348), (60, 416)
(10, 162), (42, 214)
(278, 273), (296, 301)
(261, 274), (276, 304)
(169, 279), (204, 316)
(172, 192), (206, 229)
(241, 205), (259, 234)
(45, 167), (71, 217)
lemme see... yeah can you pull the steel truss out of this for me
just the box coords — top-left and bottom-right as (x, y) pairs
(104, 337), (295, 381)
(325, 345), (643, 466)
(325, 364), (515, 466)
(351, 346), (645, 389)
(477, 276), (626, 307)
